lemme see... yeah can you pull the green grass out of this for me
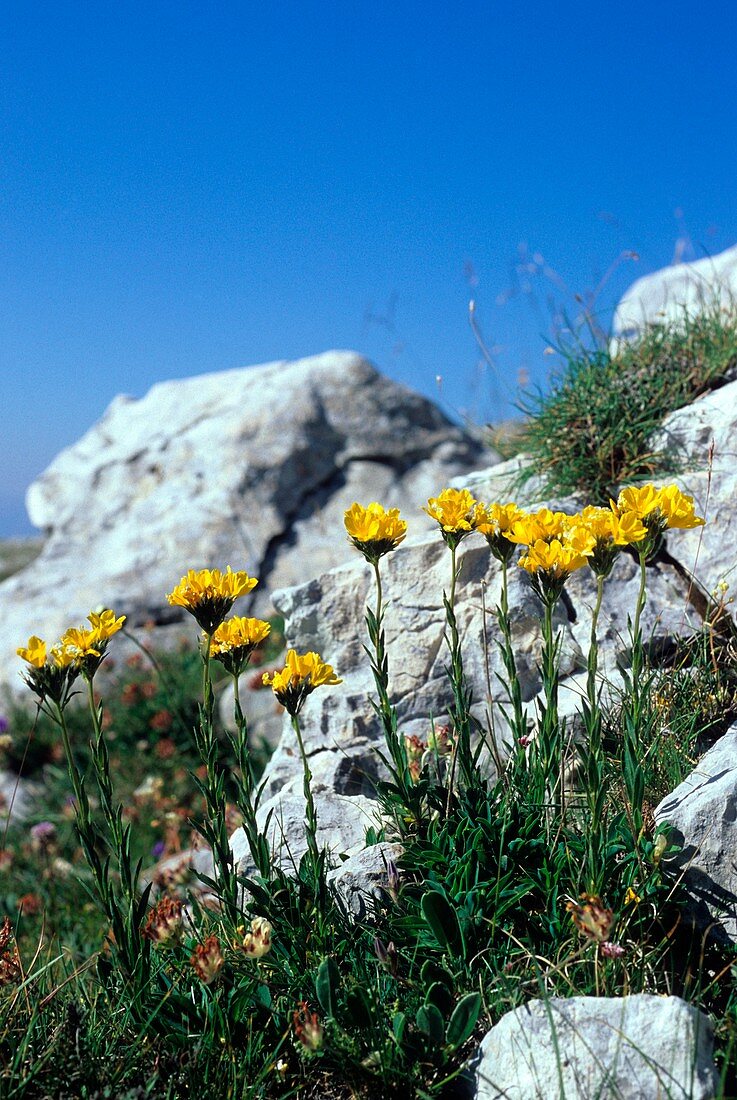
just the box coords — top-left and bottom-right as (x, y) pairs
(518, 303), (737, 502)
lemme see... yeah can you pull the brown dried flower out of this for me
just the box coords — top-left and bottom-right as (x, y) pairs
(191, 934), (224, 984)
(143, 896), (184, 946)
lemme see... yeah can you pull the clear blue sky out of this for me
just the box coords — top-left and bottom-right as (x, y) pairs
(3, 1), (737, 535)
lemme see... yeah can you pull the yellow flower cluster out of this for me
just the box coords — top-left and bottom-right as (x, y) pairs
(344, 483), (703, 601)
(263, 649), (342, 716)
(166, 567), (257, 634)
(344, 502), (408, 564)
(17, 610), (126, 703)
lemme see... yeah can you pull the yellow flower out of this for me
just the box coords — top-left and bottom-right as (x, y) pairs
(473, 501), (525, 562)
(18, 635), (79, 706)
(344, 501), (407, 563)
(59, 627), (101, 661)
(507, 508), (570, 546)
(50, 645), (77, 669)
(615, 484), (705, 560)
(17, 636), (47, 669)
(655, 485), (705, 530)
(570, 506), (646, 578)
(262, 649), (342, 716)
(611, 510), (648, 546)
(519, 537), (590, 602)
(166, 567), (258, 633)
(424, 488), (477, 548)
(624, 886), (641, 906)
(519, 538), (590, 578)
(616, 484), (662, 520)
(87, 609), (126, 641)
(209, 616), (271, 676)
(563, 524), (597, 557)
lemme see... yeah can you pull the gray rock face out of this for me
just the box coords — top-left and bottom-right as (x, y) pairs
(327, 841), (403, 920)
(656, 723), (737, 943)
(613, 243), (737, 340)
(1, 350), (496, 695)
(471, 995), (717, 1100)
(230, 781), (381, 877)
(653, 378), (737, 618)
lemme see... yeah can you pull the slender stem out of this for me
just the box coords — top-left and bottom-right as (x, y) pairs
(194, 632), (240, 924)
(586, 575), (605, 711)
(582, 573), (606, 887)
(373, 560), (383, 625)
(445, 540), (476, 788)
(366, 558), (417, 828)
(54, 702), (87, 818)
(630, 552), (648, 688)
(291, 712), (321, 876)
(537, 594), (562, 828)
(230, 671), (270, 879)
(497, 558), (527, 748)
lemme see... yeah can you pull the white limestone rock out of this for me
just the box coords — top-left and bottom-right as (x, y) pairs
(656, 723), (737, 943)
(613, 243), (737, 341)
(471, 994), (717, 1100)
(651, 378), (737, 618)
(1, 350), (497, 696)
(327, 841), (404, 920)
(230, 784), (380, 877)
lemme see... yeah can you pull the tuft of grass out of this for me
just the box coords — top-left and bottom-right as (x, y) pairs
(518, 303), (737, 502)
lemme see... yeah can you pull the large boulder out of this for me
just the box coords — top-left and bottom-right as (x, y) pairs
(0, 351), (497, 695)
(470, 995), (717, 1100)
(613, 243), (737, 340)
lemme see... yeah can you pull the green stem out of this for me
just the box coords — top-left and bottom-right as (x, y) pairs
(193, 632), (240, 925)
(630, 551), (648, 689)
(53, 699), (146, 986)
(586, 575), (605, 712)
(291, 712), (321, 879)
(443, 542), (476, 789)
(582, 573), (606, 888)
(497, 558), (527, 749)
(536, 594), (562, 826)
(366, 559), (418, 828)
(230, 673), (271, 879)
(54, 702), (87, 820)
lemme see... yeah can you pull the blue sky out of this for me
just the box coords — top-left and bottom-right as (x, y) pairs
(3, 1), (737, 535)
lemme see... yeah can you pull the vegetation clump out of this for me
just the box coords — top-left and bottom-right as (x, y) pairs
(519, 303), (737, 502)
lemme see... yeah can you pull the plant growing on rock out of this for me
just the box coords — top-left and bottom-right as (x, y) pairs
(8, 479), (733, 1099)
